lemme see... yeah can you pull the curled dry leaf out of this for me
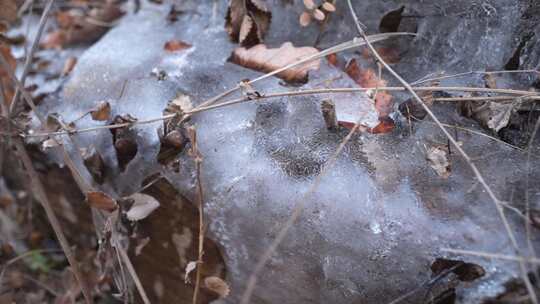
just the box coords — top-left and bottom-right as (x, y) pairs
(230, 42), (320, 83)
(426, 145), (451, 178)
(204, 277), (230, 298)
(125, 193), (160, 221)
(86, 191), (117, 212)
(90, 101), (111, 121)
(164, 40), (192, 52)
(184, 261), (197, 284)
(225, 0), (271, 47)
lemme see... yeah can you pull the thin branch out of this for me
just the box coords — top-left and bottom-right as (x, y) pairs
(117, 246), (150, 304)
(413, 69), (540, 86)
(525, 115), (540, 273)
(9, 0), (54, 116)
(189, 127), (205, 304)
(345, 1), (538, 303)
(19, 86), (540, 139)
(441, 248), (540, 264)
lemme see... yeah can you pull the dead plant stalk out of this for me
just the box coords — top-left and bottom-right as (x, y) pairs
(189, 127), (206, 304)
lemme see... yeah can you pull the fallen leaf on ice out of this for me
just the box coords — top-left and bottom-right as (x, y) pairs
(226, 0), (271, 47)
(459, 99), (521, 132)
(86, 191), (117, 212)
(125, 193), (160, 221)
(344, 58), (395, 133)
(184, 261), (197, 283)
(90, 101), (111, 121)
(230, 42), (320, 83)
(164, 40), (192, 52)
(426, 145), (451, 178)
(204, 276), (230, 298)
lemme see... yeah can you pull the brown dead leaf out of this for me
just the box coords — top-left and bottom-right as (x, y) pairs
(344, 59), (395, 133)
(164, 40), (192, 52)
(426, 145), (451, 178)
(368, 117), (395, 134)
(90, 101), (111, 121)
(86, 191), (117, 212)
(204, 276), (230, 298)
(230, 42), (320, 83)
(345, 59), (385, 88)
(225, 0), (271, 47)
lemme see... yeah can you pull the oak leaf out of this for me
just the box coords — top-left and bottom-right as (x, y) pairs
(230, 42), (320, 83)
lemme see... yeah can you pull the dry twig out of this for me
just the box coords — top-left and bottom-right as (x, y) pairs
(188, 127), (206, 304)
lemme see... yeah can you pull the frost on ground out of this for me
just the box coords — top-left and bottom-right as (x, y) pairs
(29, 0), (540, 303)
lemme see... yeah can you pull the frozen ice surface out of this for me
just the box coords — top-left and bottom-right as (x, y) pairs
(32, 1), (540, 303)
